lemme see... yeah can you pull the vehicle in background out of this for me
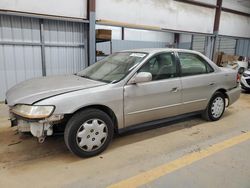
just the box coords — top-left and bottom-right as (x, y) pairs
(5, 48), (241, 158)
(225, 56), (248, 74)
(241, 69), (250, 91)
(237, 56), (249, 74)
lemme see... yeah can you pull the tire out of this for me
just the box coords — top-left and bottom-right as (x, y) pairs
(64, 108), (114, 158)
(202, 92), (226, 121)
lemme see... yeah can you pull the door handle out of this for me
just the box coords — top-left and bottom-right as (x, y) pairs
(171, 87), (179, 93)
(208, 82), (215, 86)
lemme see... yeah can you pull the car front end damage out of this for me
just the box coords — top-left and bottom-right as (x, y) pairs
(9, 104), (64, 143)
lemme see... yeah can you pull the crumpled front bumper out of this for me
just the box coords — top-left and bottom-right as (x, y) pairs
(16, 119), (53, 138)
(9, 110), (64, 138)
(226, 86), (241, 106)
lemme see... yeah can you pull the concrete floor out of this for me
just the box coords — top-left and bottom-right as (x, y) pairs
(0, 92), (250, 188)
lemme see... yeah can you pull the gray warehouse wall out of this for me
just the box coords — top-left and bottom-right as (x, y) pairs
(97, 39), (170, 56)
(215, 37), (237, 55)
(236, 39), (250, 58)
(43, 20), (86, 76)
(0, 15), (87, 101)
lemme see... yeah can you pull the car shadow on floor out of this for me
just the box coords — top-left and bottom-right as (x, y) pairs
(0, 115), (204, 163)
(0, 111), (231, 166)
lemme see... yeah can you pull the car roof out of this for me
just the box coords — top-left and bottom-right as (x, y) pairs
(121, 48), (221, 72)
(122, 48), (199, 55)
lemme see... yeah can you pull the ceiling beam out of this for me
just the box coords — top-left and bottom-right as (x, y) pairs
(174, 0), (218, 9)
(221, 7), (250, 17)
(174, 0), (250, 17)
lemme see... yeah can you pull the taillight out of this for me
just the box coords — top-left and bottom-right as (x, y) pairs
(237, 73), (240, 83)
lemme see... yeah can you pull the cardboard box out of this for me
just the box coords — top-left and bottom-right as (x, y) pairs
(213, 52), (224, 65)
(96, 29), (112, 40)
(221, 54), (239, 63)
(214, 52), (239, 66)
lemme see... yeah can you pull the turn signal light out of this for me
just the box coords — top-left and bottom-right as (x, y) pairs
(237, 73), (240, 83)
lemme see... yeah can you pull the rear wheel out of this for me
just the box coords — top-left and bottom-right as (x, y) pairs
(64, 109), (114, 158)
(202, 92), (226, 121)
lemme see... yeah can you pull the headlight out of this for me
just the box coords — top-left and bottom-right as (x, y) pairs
(243, 73), (249, 77)
(11, 105), (55, 119)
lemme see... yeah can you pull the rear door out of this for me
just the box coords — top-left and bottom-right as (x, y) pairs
(177, 52), (217, 114)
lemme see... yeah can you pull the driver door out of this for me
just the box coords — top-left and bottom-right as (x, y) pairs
(124, 52), (182, 127)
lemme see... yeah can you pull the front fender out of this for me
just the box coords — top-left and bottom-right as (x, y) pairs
(35, 85), (124, 129)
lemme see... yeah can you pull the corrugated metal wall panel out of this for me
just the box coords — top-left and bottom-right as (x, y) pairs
(178, 42), (191, 49)
(192, 35), (206, 54)
(44, 20), (85, 44)
(0, 15), (86, 101)
(0, 15), (43, 100)
(0, 45), (43, 100)
(242, 40), (249, 56)
(113, 40), (168, 52)
(0, 15), (41, 42)
(97, 39), (168, 56)
(124, 28), (174, 42)
(45, 47), (84, 75)
(177, 34), (192, 50)
(43, 20), (85, 75)
(215, 37), (236, 55)
(236, 39), (250, 57)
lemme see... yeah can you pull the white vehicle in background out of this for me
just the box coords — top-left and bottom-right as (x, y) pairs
(237, 56), (249, 73)
(225, 56), (248, 74)
(241, 69), (250, 91)
(237, 60), (248, 73)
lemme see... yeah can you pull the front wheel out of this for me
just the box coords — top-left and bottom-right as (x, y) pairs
(202, 92), (226, 121)
(64, 109), (114, 158)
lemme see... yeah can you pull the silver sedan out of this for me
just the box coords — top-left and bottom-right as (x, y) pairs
(6, 48), (241, 157)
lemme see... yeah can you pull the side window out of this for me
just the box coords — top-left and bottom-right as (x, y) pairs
(138, 53), (177, 81)
(178, 53), (214, 76)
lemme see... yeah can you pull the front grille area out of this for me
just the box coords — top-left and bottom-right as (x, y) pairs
(246, 79), (250, 85)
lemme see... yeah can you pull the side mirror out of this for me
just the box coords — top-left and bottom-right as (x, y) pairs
(128, 72), (152, 84)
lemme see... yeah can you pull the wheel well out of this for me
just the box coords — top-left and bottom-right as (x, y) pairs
(73, 105), (119, 134)
(216, 89), (228, 98)
(216, 88), (229, 106)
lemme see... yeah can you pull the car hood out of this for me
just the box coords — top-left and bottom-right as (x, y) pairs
(6, 75), (106, 106)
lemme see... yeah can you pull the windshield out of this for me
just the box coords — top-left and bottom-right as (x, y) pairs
(77, 52), (147, 83)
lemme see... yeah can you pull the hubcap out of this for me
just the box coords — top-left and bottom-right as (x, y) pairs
(211, 97), (224, 118)
(76, 119), (108, 151)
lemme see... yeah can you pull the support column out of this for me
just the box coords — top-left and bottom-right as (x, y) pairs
(121, 27), (125, 40)
(234, 39), (238, 55)
(211, 0), (223, 60)
(88, 0), (96, 65)
(174, 33), (180, 48)
(205, 36), (214, 59)
(190, 35), (194, 50)
(39, 19), (46, 76)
